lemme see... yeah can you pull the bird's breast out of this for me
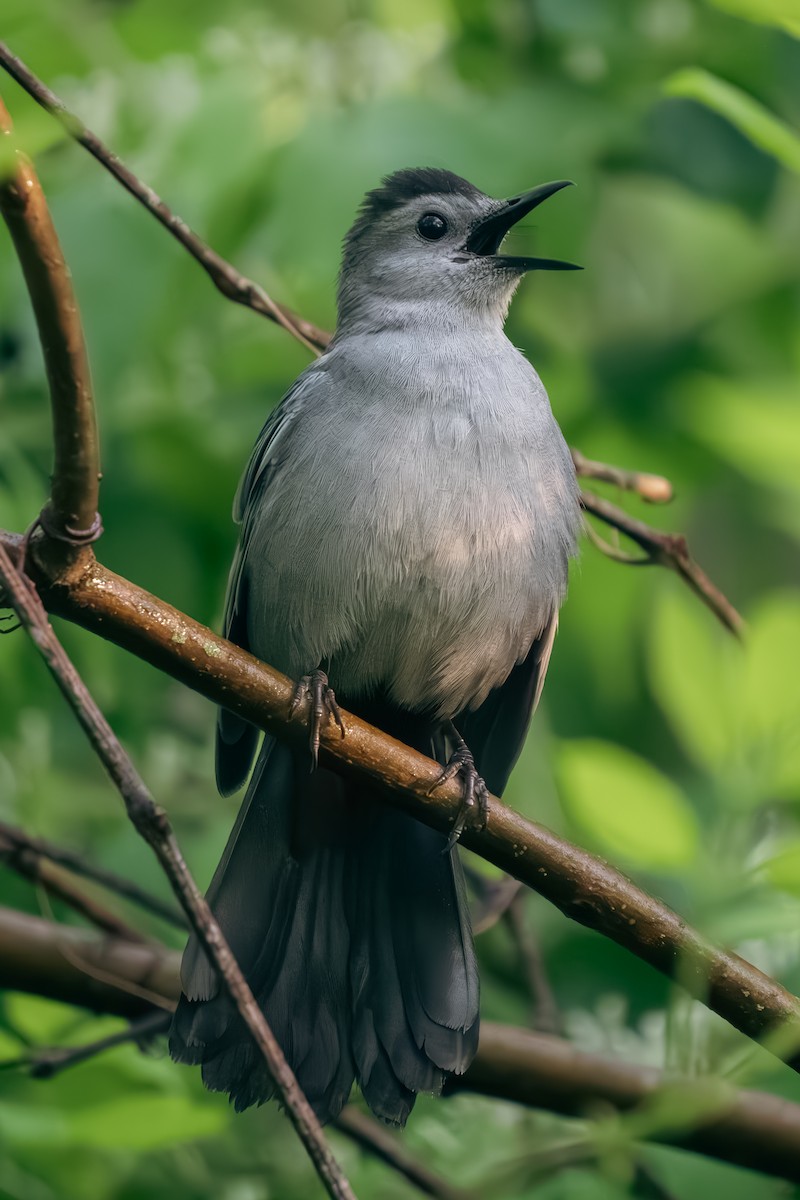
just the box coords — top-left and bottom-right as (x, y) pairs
(248, 337), (579, 716)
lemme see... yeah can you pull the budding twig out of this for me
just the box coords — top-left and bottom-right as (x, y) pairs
(580, 491), (744, 637)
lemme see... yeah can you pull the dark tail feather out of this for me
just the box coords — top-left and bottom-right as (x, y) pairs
(170, 736), (479, 1125)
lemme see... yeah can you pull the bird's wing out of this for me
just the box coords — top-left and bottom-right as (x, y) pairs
(458, 613), (558, 797)
(215, 373), (317, 796)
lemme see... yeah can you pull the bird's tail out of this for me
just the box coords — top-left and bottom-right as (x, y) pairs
(169, 736), (480, 1125)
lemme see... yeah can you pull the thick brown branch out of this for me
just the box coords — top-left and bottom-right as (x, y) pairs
(0, 904), (176, 1012)
(0, 97), (99, 552)
(4, 907), (800, 1186)
(0, 43), (328, 356)
(0, 545), (354, 1200)
(19, 548), (798, 1068)
(580, 491), (744, 636)
(0, 820), (186, 930)
(457, 1024), (800, 1184)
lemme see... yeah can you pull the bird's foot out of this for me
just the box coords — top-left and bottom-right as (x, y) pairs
(428, 730), (490, 852)
(289, 668), (345, 769)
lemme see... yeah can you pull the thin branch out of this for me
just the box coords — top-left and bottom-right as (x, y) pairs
(20, 546), (798, 1070)
(4, 908), (800, 1187)
(580, 491), (745, 636)
(0, 97), (100, 553)
(572, 449), (673, 504)
(0, 821), (186, 930)
(5, 1011), (170, 1079)
(0, 827), (147, 943)
(0, 546), (355, 1200)
(464, 863), (523, 935)
(0, 43), (328, 356)
(504, 892), (563, 1036)
(335, 1108), (470, 1200)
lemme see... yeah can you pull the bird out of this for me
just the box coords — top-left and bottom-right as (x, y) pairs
(169, 167), (582, 1127)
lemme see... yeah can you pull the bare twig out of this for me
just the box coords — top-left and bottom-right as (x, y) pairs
(0, 821), (186, 930)
(3, 1011), (170, 1079)
(504, 892), (563, 1035)
(464, 863), (523, 934)
(580, 491), (744, 636)
(0, 546), (355, 1200)
(0, 827), (147, 943)
(335, 1108), (470, 1200)
(4, 908), (800, 1186)
(572, 449), (673, 504)
(0, 97), (100, 554)
(0, 43), (328, 356)
(19, 547), (797, 1068)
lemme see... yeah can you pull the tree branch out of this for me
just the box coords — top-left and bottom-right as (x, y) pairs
(4, 907), (800, 1186)
(571, 450), (673, 504)
(456, 1024), (800, 1184)
(580, 491), (744, 637)
(0, 825), (148, 943)
(0, 545), (355, 1200)
(0, 97), (100, 553)
(335, 1109), (470, 1200)
(504, 891), (563, 1035)
(0, 821), (186, 931)
(16, 546), (797, 1070)
(3, 1011), (170, 1079)
(0, 43), (328, 356)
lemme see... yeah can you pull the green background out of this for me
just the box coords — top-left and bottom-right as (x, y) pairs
(1, 0), (800, 1196)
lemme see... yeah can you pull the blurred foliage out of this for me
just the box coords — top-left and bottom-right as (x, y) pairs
(1, 0), (800, 1196)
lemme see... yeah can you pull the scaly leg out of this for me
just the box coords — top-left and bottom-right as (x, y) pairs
(429, 721), (490, 851)
(289, 668), (345, 768)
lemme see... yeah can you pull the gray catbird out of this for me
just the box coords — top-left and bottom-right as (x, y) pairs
(170, 168), (581, 1126)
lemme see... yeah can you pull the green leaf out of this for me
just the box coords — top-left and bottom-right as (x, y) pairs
(705, 0), (800, 37)
(63, 1093), (228, 1149)
(664, 68), (800, 173)
(673, 375), (800, 542)
(743, 592), (800, 797)
(762, 842), (800, 896)
(648, 584), (800, 802)
(556, 739), (699, 869)
(647, 585), (741, 775)
(0, 116), (66, 181)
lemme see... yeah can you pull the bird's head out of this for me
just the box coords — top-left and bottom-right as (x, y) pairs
(336, 167), (579, 333)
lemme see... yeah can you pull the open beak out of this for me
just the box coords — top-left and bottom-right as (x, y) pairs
(465, 180), (581, 271)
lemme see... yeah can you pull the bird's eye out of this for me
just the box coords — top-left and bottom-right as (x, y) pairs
(417, 213), (448, 241)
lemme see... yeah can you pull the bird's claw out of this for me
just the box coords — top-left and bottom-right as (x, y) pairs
(289, 669), (345, 769)
(428, 740), (490, 852)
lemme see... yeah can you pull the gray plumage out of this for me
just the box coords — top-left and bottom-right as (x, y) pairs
(170, 167), (581, 1125)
